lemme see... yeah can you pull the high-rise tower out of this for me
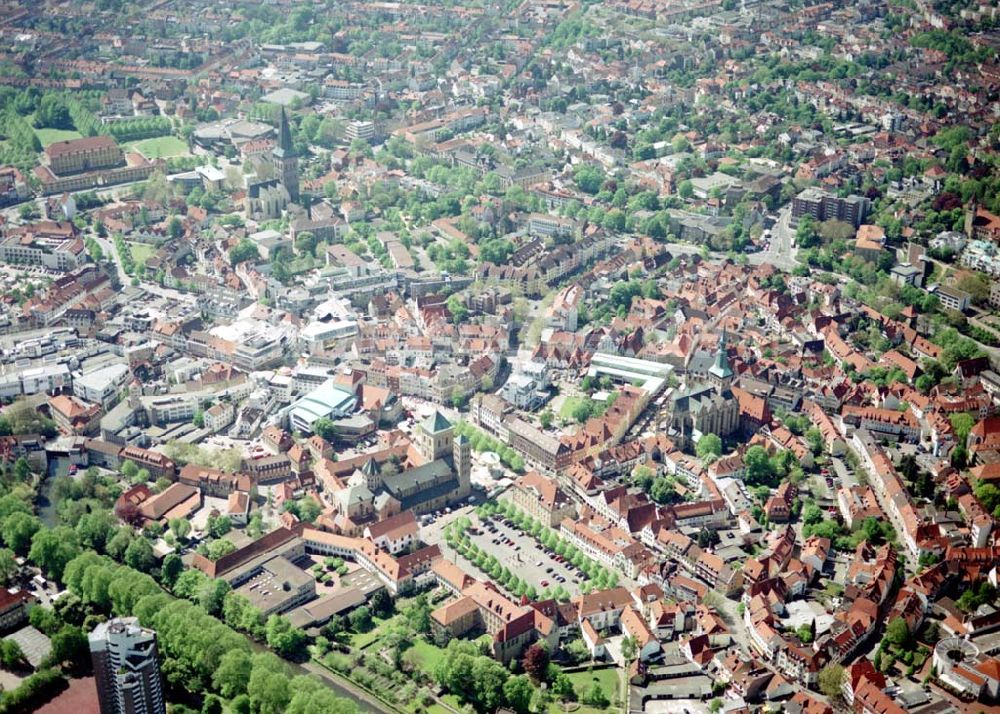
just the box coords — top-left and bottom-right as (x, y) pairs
(90, 618), (166, 714)
(272, 107), (299, 203)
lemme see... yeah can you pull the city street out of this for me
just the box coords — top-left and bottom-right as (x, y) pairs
(749, 206), (798, 271)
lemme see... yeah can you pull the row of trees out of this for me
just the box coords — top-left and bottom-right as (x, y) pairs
(0, 108), (41, 171)
(63, 94), (175, 142)
(113, 232), (142, 276)
(453, 421), (525, 472)
(470, 500), (619, 593)
(61, 551), (340, 712)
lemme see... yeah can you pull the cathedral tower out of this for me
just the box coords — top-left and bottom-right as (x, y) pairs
(272, 108), (299, 203)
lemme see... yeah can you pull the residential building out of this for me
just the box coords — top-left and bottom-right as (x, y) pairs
(792, 188), (870, 227)
(89, 618), (166, 714)
(510, 471), (577, 527)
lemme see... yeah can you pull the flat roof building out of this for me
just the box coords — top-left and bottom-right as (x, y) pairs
(289, 379), (358, 434)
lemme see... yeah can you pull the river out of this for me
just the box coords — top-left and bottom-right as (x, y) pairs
(38, 455), (69, 528)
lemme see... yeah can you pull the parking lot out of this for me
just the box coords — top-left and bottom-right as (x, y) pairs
(421, 503), (477, 545)
(469, 512), (588, 597)
(424, 505), (589, 599)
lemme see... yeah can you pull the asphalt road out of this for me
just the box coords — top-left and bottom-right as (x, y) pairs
(748, 205), (798, 271)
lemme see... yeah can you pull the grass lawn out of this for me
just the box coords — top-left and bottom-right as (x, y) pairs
(547, 703), (609, 714)
(126, 135), (189, 159)
(128, 242), (156, 266)
(34, 127), (82, 146)
(558, 395), (602, 421)
(350, 617), (390, 649)
(564, 667), (619, 700)
(558, 396), (586, 420)
(403, 638), (447, 676)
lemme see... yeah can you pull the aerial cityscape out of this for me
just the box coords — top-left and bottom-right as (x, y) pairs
(0, 0), (997, 713)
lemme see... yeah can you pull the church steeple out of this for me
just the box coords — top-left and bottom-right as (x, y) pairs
(271, 107), (299, 202)
(709, 328), (733, 390)
(276, 107), (295, 158)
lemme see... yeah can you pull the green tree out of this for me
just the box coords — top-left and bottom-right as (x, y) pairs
(796, 216), (820, 248)
(48, 626), (88, 669)
(265, 615), (307, 658)
(247, 656), (292, 714)
(950, 412), (976, 445)
(0, 547), (17, 584)
(805, 427), (824, 455)
(213, 649), (253, 699)
(349, 605), (372, 632)
(571, 400), (594, 424)
(621, 635), (638, 662)
(167, 216), (184, 241)
(169, 518), (191, 541)
(229, 240), (260, 265)
(161, 553), (183, 588)
(0, 638), (23, 668)
(75, 511), (116, 553)
(13, 457), (31, 482)
(447, 294), (469, 324)
(207, 515), (232, 539)
(818, 663), (844, 699)
(294, 231), (317, 257)
(206, 539), (237, 561)
(574, 165), (605, 194)
(36, 95), (73, 129)
(582, 681), (608, 708)
(503, 675), (534, 714)
(403, 595), (430, 633)
(884, 617), (912, 650)
(29, 527), (81, 582)
(124, 537), (156, 572)
(285, 677), (357, 714)
(472, 656), (510, 712)
(695, 434), (723, 462)
(743, 445), (775, 486)
(197, 577), (232, 616)
(650, 477), (676, 504)
(121, 460), (139, 482)
(2, 512), (40, 555)
(552, 672), (575, 701)
(312, 417), (337, 441)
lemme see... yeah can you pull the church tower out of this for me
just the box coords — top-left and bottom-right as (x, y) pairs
(415, 411), (454, 462)
(359, 457), (382, 491)
(453, 433), (471, 498)
(272, 108), (299, 203)
(708, 329), (734, 391)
